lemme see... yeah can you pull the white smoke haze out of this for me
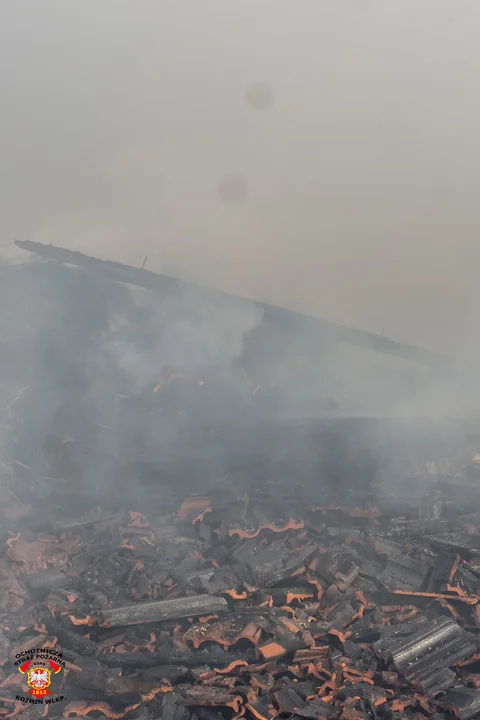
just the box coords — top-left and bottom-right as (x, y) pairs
(107, 287), (263, 394)
(2, 0), (480, 423)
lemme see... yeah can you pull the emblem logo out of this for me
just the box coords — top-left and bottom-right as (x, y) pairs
(18, 659), (61, 697)
(15, 651), (65, 704)
(26, 666), (51, 697)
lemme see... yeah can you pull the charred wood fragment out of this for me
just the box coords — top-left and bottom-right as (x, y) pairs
(440, 686), (480, 720)
(377, 553), (430, 592)
(98, 594), (228, 628)
(99, 647), (257, 669)
(375, 617), (477, 694)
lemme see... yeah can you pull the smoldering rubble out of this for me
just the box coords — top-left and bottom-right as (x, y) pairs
(3, 460), (480, 720)
(2, 255), (480, 719)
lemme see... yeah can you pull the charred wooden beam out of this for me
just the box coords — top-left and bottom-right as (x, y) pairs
(98, 594), (228, 628)
(99, 647), (256, 669)
(15, 239), (449, 368)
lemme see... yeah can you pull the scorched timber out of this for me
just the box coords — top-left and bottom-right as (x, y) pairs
(98, 595), (228, 627)
(15, 239), (448, 367)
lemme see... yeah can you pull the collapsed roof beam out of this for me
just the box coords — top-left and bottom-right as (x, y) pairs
(15, 239), (448, 369)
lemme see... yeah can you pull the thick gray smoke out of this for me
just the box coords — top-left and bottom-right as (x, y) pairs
(108, 287), (263, 393)
(0, 259), (265, 501)
(2, 0), (480, 363)
(0, 255), (479, 522)
(2, 1), (480, 515)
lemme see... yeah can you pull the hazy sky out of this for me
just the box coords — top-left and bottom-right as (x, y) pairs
(2, 0), (480, 358)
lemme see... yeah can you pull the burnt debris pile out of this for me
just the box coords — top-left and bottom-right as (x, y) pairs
(3, 489), (480, 719)
(2, 253), (480, 719)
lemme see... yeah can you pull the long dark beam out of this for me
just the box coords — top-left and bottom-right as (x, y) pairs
(15, 239), (448, 368)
